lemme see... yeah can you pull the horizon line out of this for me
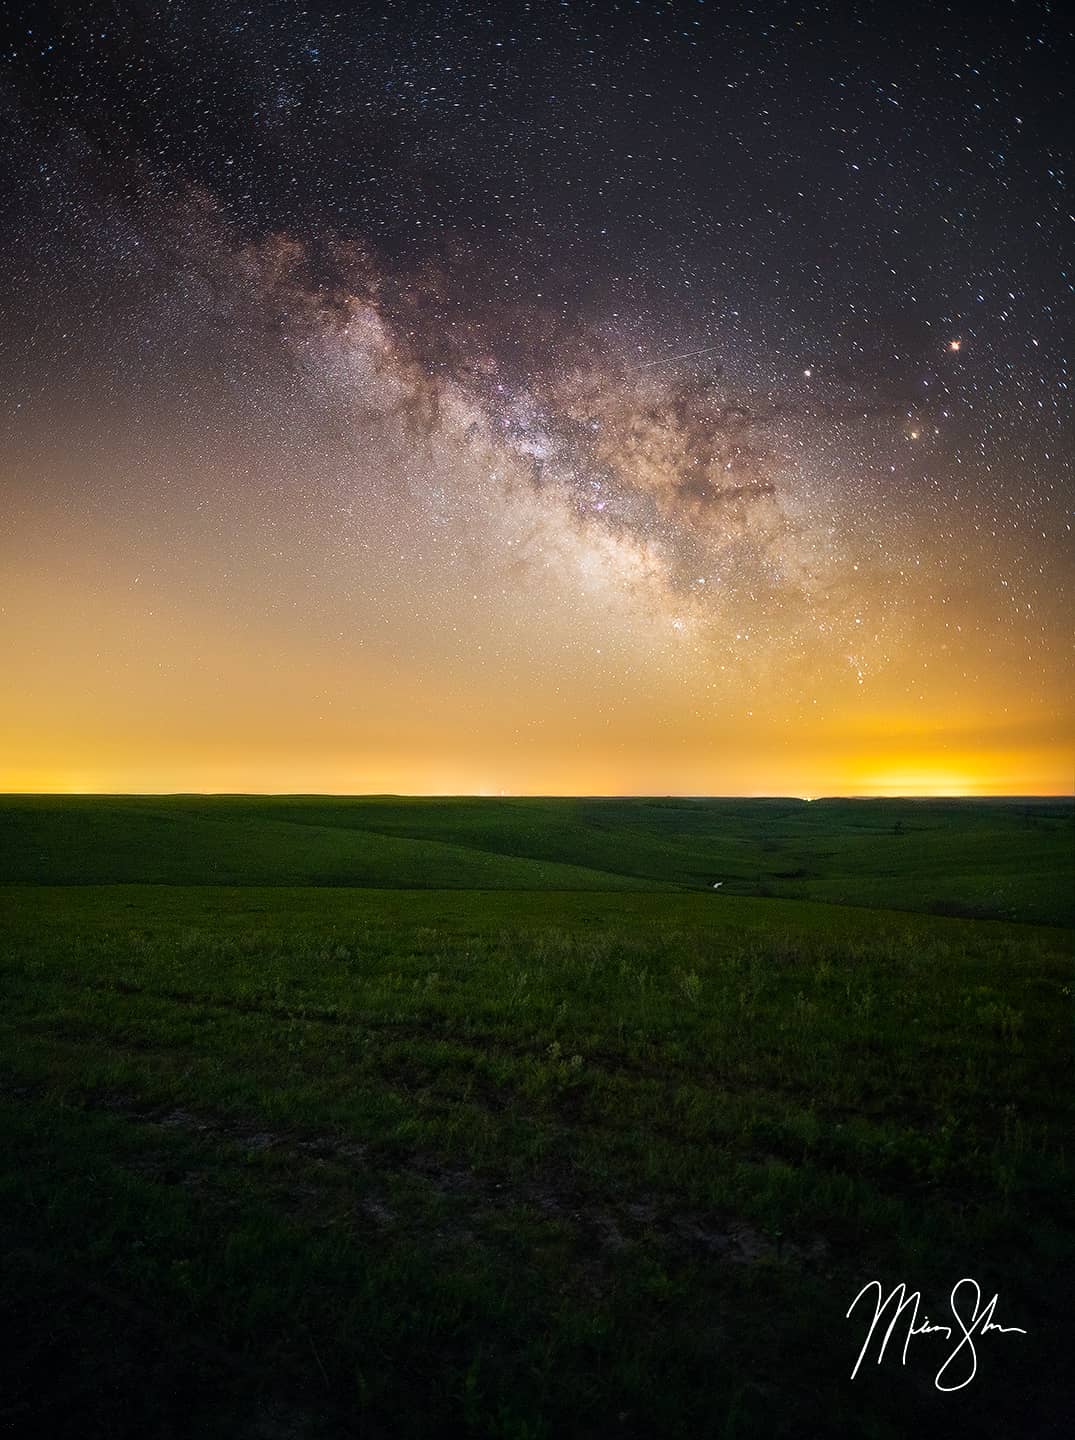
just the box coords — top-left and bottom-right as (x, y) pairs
(2, 791), (1072, 802)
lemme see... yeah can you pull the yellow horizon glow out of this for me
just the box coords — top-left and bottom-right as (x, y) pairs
(1, 750), (1070, 800)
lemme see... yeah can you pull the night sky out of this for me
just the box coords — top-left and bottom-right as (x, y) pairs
(1, 1), (1071, 795)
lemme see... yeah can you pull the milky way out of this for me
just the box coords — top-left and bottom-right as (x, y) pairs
(0, 2), (1070, 794)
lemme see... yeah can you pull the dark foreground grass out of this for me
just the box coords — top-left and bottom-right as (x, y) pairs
(1, 799), (1073, 1438)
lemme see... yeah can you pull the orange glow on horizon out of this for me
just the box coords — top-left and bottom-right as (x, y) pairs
(1, 741), (1070, 800)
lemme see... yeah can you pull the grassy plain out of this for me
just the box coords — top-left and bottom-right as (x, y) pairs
(0, 795), (1072, 1438)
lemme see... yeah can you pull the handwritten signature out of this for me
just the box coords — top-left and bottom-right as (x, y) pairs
(847, 1278), (1027, 1391)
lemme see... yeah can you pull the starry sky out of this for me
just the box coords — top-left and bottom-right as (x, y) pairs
(1, 0), (1071, 796)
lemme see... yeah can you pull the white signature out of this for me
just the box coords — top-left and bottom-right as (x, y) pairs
(847, 1278), (1027, 1391)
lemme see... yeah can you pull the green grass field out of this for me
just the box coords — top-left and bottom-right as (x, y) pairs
(1, 796), (1072, 1438)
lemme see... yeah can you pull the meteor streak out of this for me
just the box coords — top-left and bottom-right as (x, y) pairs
(637, 344), (723, 370)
